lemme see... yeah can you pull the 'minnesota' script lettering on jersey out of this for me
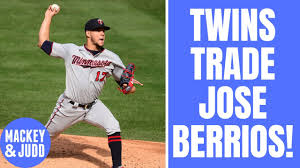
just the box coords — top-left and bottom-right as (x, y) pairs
(72, 55), (111, 68)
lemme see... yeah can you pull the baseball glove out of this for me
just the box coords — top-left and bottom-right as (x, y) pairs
(118, 63), (135, 94)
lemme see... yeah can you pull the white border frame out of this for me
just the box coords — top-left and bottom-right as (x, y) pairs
(165, 0), (169, 167)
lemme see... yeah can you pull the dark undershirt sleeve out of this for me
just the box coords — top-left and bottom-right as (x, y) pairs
(41, 40), (53, 55)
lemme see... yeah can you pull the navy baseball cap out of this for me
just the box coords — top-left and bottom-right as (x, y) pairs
(85, 18), (110, 31)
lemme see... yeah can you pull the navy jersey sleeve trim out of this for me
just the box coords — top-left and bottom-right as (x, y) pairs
(41, 40), (53, 55)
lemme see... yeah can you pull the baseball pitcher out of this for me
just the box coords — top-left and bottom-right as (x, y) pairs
(38, 5), (143, 168)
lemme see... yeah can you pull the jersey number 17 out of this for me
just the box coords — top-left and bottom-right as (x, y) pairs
(95, 71), (108, 82)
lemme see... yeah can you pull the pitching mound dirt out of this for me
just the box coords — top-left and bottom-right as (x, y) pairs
(0, 130), (165, 168)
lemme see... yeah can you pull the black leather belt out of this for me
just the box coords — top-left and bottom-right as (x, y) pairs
(69, 100), (95, 109)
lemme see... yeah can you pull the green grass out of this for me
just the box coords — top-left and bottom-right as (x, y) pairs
(0, 0), (165, 142)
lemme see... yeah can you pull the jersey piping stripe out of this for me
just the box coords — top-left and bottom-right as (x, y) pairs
(46, 98), (64, 129)
(84, 44), (105, 55)
(108, 135), (121, 139)
(108, 139), (122, 143)
(49, 42), (53, 56)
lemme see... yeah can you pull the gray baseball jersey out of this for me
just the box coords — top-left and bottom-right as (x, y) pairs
(45, 42), (125, 137)
(51, 42), (126, 104)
